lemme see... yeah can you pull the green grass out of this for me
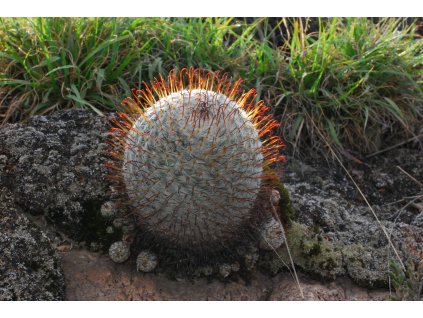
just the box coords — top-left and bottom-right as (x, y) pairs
(390, 259), (423, 300)
(0, 18), (266, 120)
(1, 17), (422, 159)
(278, 18), (423, 158)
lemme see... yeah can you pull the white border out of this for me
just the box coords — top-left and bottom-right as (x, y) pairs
(1, 0), (422, 312)
(1, 301), (422, 318)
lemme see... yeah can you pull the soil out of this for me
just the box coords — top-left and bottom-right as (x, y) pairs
(60, 249), (389, 301)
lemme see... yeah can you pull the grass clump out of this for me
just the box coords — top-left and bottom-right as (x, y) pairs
(1, 17), (422, 160)
(278, 18), (423, 158)
(0, 17), (267, 123)
(0, 17), (148, 122)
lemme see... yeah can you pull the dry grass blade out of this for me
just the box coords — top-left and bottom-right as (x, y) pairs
(366, 134), (423, 158)
(1, 91), (32, 124)
(263, 197), (304, 299)
(396, 166), (423, 188)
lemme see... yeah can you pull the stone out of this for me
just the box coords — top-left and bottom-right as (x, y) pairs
(276, 152), (423, 288)
(259, 217), (285, 250)
(60, 249), (390, 301)
(0, 110), (114, 247)
(0, 188), (65, 300)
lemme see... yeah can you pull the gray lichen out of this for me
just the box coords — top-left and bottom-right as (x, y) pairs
(0, 188), (65, 300)
(0, 110), (113, 246)
(259, 217), (285, 251)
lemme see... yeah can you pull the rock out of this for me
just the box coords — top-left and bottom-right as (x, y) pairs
(60, 249), (390, 301)
(244, 251), (259, 271)
(0, 110), (114, 246)
(276, 154), (423, 288)
(231, 262), (240, 272)
(259, 217), (285, 250)
(412, 212), (423, 227)
(372, 171), (394, 189)
(0, 188), (65, 300)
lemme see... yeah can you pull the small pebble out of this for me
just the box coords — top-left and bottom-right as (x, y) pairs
(200, 266), (214, 276)
(112, 218), (124, 229)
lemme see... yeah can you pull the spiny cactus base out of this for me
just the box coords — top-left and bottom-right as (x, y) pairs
(109, 68), (285, 254)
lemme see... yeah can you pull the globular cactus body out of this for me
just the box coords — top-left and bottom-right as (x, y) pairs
(109, 68), (284, 253)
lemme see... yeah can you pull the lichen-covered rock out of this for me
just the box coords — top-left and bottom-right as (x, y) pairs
(258, 217), (285, 250)
(0, 188), (65, 300)
(265, 154), (423, 288)
(0, 110), (116, 246)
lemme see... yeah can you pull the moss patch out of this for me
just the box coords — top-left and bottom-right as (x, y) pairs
(262, 222), (344, 279)
(263, 166), (295, 226)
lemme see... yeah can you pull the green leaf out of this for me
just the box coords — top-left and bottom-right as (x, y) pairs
(33, 56), (61, 69)
(66, 93), (104, 116)
(326, 118), (342, 147)
(289, 115), (304, 141)
(383, 97), (404, 123)
(78, 35), (130, 68)
(45, 65), (78, 77)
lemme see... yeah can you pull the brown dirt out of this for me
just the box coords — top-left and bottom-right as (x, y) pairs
(60, 249), (390, 301)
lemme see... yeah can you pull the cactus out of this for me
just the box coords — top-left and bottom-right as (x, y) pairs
(109, 68), (284, 253)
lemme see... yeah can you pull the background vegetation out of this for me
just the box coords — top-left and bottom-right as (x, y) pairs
(0, 17), (422, 159)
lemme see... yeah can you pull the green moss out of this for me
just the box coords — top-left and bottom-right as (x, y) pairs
(278, 183), (295, 226)
(269, 222), (344, 279)
(389, 258), (423, 300)
(263, 166), (295, 226)
(342, 244), (366, 262)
